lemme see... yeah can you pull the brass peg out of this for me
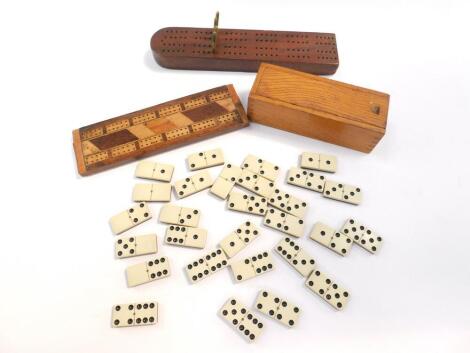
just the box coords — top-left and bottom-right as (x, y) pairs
(210, 11), (219, 53)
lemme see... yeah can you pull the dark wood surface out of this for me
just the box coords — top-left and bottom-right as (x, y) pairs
(73, 85), (249, 176)
(248, 64), (389, 153)
(151, 27), (339, 75)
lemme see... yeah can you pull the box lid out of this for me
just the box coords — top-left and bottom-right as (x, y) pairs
(250, 64), (389, 130)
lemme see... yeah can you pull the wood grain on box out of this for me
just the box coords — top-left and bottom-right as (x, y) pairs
(248, 64), (389, 153)
(73, 85), (248, 176)
(151, 27), (339, 75)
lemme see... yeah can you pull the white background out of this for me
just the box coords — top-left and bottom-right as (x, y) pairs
(0, 0), (469, 352)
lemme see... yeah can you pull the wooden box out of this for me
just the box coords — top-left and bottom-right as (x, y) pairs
(73, 85), (248, 176)
(247, 64), (389, 153)
(151, 27), (339, 75)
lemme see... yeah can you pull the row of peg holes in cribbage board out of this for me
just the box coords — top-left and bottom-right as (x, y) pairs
(158, 28), (337, 61)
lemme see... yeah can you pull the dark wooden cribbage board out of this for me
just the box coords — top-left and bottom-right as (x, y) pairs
(73, 85), (248, 176)
(151, 27), (339, 75)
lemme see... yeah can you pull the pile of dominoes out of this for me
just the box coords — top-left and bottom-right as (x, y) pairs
(109, 148), (383, 341)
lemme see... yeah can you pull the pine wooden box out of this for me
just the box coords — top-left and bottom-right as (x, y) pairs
(247, 64), (389, 153)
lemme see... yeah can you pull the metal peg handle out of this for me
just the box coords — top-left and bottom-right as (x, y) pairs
(211, 11), (219, 53)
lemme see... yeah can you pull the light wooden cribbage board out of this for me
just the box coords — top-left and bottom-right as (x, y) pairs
(73, 85), (248, 176)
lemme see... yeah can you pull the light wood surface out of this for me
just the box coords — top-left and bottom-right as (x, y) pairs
(248, 64), (390, 153)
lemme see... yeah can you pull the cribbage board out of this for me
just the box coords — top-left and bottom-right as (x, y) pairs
(151, 27), (339, 75)
(73, 85), (248, 176)
(150, 12), (338, 75)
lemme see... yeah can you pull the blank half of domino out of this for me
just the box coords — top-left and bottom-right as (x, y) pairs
(132, 183), (171, 202)
(126, 257), (171, 287)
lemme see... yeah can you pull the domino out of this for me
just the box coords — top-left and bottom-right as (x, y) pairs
(242, 154), (279, 181)
(210, 163), (243, 199)
(211, 177), (236, 200)
(219, 298), (264, 342)
(274, 237), (316, 277)
(305, 269), (350, 310)
(300, 152), (337, 173)
(309, 222), (336, 246)
(219, 163), (244, 181)
(174, 170), (213, 199)
(109, 202), (152, 235)
(323, 180), (362, 205)
(227, 191), (268, 216)
(185, 248), (228, 283)
(309, 222), (353, 256)
(126, 256), (171, 287)
(158, 204), (200, 227)
(230, 251), (274, 283)
(112, 301), (158, 328)
(268, 188), (307, 218)
(132, 183), (171, 202)
(339, 219), (383, 253)
(254, 291), (300, 327)
(115, 234), (157, 259)
(164, 225), (207, 249)
(236, 169), (259, 191)
(219, 221), (261, 258)
(263, 207), (305, 237)
(187, 148), (224, 170)
(135, 161), (174, 182)
(236, 169), (275, 198)
(286, 167), (326, 193)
